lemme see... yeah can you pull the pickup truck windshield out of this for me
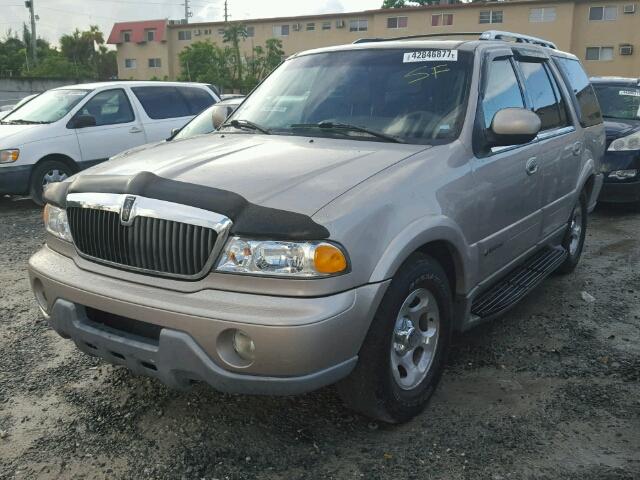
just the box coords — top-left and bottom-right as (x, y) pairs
(2, 89), (89, 124)
(592, 85), (640, 121)
(227, 48), (473, 144)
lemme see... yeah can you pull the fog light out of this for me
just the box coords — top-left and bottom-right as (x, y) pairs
(232, 330), (255, 361)
(608, 169), (637, 180)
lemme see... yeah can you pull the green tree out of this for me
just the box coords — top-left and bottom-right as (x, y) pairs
(244, 38), (284, 90)
(222, 23), (248, 87)
(178, 40), (234, 90)
(0, 31), (27, 76)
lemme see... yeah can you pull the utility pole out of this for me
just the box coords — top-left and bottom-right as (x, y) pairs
(183, 0), (191, 24)
(224, 0), (229, 22)
(25, 0), (36, 63)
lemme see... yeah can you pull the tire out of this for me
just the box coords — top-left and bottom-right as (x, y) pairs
(557, 191), (587, 274)
(29, 160), (73, 206)
(337, 253), (453, 423)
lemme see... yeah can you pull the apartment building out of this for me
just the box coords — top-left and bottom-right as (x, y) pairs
(107, 0), (640, 81)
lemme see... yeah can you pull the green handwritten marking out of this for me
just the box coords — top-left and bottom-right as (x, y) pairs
(404, 64), (451, 84)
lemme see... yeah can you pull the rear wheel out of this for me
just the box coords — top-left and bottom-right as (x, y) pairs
(29, 160), (73, 206)
(558, 191), (587, 274)
(337, 253), (452, 423)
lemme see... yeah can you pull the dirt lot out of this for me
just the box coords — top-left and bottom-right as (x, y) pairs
(0, 196), (638, 480)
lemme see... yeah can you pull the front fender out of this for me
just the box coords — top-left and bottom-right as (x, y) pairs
(368, 214), (474, 295)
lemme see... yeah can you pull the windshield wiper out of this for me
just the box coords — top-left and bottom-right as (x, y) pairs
(290, 121), (404, 143)
(1, 119), (49, 125)
(224, 119), (270, 134)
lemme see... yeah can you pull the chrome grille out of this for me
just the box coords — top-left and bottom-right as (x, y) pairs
(65, 193), (231, 279)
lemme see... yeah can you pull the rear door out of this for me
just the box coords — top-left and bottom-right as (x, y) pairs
(73, 88), (146, 166)
(129, 85), (216, 142)
(472, 50), (544, 281)
(513, 51), (581, 238)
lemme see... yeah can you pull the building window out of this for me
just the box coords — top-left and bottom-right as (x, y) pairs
(218, 28), (225, 35)
(349, 19), (368, 32)
(529, 7), (556, 22)
(148, 58), (161, 68)
(322, 21), (331, 30)
(121, 30), (131, 42)
(387, 16), (408, 29)
(479, 10), (503, 24)
(306, 23), (315, 31)
(246, 26), (255, 37)
(586, 46), (614, 60)
(273, 24), (289, 36)
(178, 30), (192, 40)
(202, 29), (212, 35)
(431, 13), (453, 26)
(589, 6), (618, 21)
(145, 29), (156, 41)
(124, 58), (137, 69)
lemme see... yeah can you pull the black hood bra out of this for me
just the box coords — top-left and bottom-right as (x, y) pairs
(44, 171), (330, 240)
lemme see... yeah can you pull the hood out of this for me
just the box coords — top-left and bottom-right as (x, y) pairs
(81, 133), (427, 216)
(604, 119), (640, 141)
(0, 123), (51, 146)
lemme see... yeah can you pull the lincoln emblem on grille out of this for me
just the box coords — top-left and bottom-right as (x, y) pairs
(120, 196), (137, 225)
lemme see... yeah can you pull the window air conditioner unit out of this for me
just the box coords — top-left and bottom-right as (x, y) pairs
(620, 44), (633, 55)
(336, 19), (345, 28)
(623, 4), (635, 13)
(292, 23), (301, 31)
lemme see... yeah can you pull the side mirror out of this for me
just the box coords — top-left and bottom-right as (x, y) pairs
(169, 127), (181, 139)
(72, 114), (97, 129)
(212, 105), (232, 130)
(488, 108), (541, 148)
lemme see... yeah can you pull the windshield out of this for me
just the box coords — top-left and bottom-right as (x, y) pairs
(592, 84), (640, 121)
(226, 48), (473, 144)
(2, 89), (89, 124)
(174, 103), (235, 140)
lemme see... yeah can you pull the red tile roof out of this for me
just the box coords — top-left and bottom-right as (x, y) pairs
(107, 19), (167, 44)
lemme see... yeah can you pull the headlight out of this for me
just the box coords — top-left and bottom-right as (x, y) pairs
(0, 149), (19, 163)
(215, 237), (348, 278)
(608, 130), (640, 151)
(43, 204), (73, 242)
(608, 169), (637, 180)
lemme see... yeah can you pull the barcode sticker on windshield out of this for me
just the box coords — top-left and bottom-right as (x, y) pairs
(403, 50), (458, 63)
(619, 89), (640, 97)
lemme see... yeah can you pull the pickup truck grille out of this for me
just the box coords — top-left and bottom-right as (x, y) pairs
(67, 207), (219, 278)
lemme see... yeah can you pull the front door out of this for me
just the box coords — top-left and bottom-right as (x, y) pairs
(472, 53), (543, 281)
(73, 88), (147, 167)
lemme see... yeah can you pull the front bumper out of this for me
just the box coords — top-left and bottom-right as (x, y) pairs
(29, 246), (388, 395)
(0, 164), (31, 195)
(599, 150), (640, 204)
(599, 179), (640, 203)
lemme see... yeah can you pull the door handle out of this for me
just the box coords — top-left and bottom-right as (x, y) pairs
(525, 157), (539, 176)
(572, 142), (582, 156)
(129, 126), (143, 134)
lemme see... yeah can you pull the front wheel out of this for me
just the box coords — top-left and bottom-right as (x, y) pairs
(557, 191), (587, 274)
(337, 253), (452, 423)
(29, 160), (73, 206)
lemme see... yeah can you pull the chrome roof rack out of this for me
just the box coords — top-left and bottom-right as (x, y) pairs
(353, 32), (481, 44)
(479, 30), (557, 49)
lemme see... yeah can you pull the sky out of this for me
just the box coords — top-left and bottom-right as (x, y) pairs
(0, 0), (382, 45)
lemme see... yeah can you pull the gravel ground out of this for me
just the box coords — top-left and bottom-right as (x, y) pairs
(0, 195), (638, 480)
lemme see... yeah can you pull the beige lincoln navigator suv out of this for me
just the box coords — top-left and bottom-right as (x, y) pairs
(29, 31), (604, 423)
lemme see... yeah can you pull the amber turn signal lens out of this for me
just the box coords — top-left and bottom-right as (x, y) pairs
(313, 244), (347, 274)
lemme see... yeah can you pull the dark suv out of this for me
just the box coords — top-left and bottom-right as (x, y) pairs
(591, 77), (640, 206)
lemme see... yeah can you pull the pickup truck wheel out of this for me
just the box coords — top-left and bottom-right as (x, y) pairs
(337, 253), (452, 423)
(557, 191), (587, 274)
(29, 161), (73, 206)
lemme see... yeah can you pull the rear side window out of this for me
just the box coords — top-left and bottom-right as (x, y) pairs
(552, 57), (602, 127)
(517, 61), (570, 131)
(482, 58), (525, 128)
(131, 86), (190, 119)
(178, 87), (215, 115)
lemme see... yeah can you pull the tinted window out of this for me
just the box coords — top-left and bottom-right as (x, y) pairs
(178, 87), (215, 115)
(131, 86), (190, 119)
(592, 85), (640, 120)
(517, 61), (569, 130)
(553, 57), (602, 127)
(482, 58), (525, 128)
(77, 89), (134, 126)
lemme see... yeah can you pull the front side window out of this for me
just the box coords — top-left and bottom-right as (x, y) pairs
(482, 58), (525, 128)
(387, 16), (408, 29)
(529, 7), (556, 22)
(76, 89), (134, 126)
(592, 84), (640, 120)
(586, 46), (614, 61)
(517, 61), (569, 130)
(553, 56), (602, 127)
(227, 49), (473, 145)
(131, 86), (190, 119)
(349, 19), (368, 31)
(2, 89), (89, 124)
(589, 5), (618, 20)
(178, 30), (192, 40)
